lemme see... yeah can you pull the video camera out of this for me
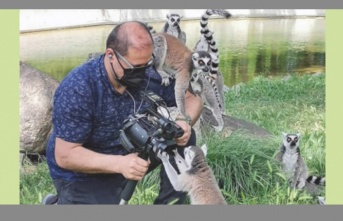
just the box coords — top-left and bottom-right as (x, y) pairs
(119, 90), (184, 157)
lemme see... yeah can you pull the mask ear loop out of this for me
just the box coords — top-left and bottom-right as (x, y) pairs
(135, 68), (152, 115)
(109, 52), (126, 88)
(125, 90), (137, 115)
(109, 52), (137, 114)
(144, 53), (155, 91)
(127, 53), (156, 115)
(136, 53), (155, 115)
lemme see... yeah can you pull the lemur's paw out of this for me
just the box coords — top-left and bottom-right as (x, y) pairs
(157, 150), (169, 161)
(161, 77), (171, 86)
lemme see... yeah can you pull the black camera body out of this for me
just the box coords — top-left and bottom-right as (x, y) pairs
(119, 90), (184, 157)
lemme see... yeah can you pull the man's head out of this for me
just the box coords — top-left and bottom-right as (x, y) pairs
(106, 21), (154, 88)
(106, 21), (154, 56)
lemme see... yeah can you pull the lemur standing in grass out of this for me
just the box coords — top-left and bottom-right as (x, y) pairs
(275, 133), (326, 189)
(157, 145), (227, 205)
(162, 13), (186, 44)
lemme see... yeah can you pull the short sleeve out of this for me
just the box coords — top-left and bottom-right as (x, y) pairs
(52, 81), (94, 144)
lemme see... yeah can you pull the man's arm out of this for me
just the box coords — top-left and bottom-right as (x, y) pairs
(54, 137), (150, 181)
(174, 90), (203, 146)
(184, 90), (203, 126)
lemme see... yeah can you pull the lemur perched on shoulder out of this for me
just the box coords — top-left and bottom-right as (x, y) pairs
(162, 13), (186, 44)
(157, 145), (227, 205)
(275, 133), (326, 190)
(152, 33), (212, 118)
(151, 9), (231, 119)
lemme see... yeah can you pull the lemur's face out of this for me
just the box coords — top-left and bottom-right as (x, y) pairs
(167, 14), (182, 27)
(282, 133), (301, 149)
(192, 52), (212, 73)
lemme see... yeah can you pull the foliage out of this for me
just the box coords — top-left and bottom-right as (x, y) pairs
(20, 74), (325, 205)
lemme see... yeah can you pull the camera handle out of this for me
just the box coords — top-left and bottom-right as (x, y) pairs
(119, 151), (149, 205)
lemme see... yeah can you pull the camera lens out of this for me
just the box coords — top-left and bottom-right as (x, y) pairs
(125, 120), (150, 149)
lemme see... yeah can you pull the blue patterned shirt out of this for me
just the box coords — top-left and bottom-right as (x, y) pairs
(46, 54), (176, 181)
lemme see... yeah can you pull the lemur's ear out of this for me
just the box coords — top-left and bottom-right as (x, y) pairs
(166, 14), (170, 19)
(282, 132), (287, 138)
(296, 133), (301, 138)
(201, 144), (207, 157)
(192, 52), (199, 60)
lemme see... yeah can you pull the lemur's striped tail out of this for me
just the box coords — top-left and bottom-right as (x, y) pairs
(307, 175), (326, 186)
(201, 9), (231, 28)
(200, 9), (231, 78)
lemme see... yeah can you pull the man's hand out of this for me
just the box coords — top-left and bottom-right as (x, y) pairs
(174, 119), (191, 147)
(118, 153), (150, 181)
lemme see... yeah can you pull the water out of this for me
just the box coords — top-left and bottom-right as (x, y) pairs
(20, 17), (325, 87)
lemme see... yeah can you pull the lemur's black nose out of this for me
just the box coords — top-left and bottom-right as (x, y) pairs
(290, 141), (296, 146)
(202, 67), (209, 72)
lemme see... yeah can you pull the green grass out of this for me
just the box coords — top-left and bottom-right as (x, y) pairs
(20, 157), (56, 205)
(224, 73), (325, 177)
(20, 73), (325, 205)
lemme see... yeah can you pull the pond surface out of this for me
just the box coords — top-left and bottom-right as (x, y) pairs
(20, 17), (325, 87)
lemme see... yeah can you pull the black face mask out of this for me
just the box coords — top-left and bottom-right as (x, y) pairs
(116, 67), (148, 88)
(111, 52), (153, 88)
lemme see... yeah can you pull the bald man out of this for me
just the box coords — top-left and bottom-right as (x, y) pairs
(44, 21), (203, 204)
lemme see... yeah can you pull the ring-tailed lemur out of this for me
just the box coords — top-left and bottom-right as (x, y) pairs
(275, 133), (326, 189)
(162, 13), (186, 44)
(194, 9), (230, 109)
(152, 10), (231, 118)
(152, 32), (213, 118)
(196, 9), (231, 79)
(191, 71), (224, 132)
(157, 145), (227, 204)
(193, 30), (226, 114)
(147, 24), (156, 34)
(142, 22), (156, 34)
(190, 9), (231, 131)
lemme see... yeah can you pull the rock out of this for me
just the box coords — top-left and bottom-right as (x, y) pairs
(20, 61), (59, 154)
(281, 75), (292, 81)
(201, 106), (272, 139)
(311, 72), (324, 78)
(163, 105), (271, 142)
